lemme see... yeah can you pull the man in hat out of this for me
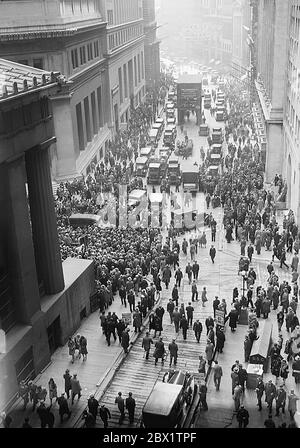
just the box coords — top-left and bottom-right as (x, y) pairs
(213, 360), (223, 391)
(265, 379), (276, 417)
(71, 374), (82, 404)
(88, 395), (99, 420)
(125, 392), (136, 424)
(168, 339), (178, 367)
(236, 405), (249, 428)
(99, 404), (111, 428)
(115, 392), (125, 424)
(255, 377), (265, 411)
(275, 384), (286, 417)
(57, 393), (71, 423)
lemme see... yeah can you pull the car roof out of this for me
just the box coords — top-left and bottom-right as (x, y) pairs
(136, 156), (148, 164)
(143, 382), (183, 416)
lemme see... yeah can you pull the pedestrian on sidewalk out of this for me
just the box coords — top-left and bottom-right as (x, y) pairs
(99, 404), (111, 428)
(199, 382), (208, 411)
(142, 331), (153, 360)
(116, 318), (126, 344)
(238, 364), (248, 392)
(209, 245), (216, 263)
(18, 380), (29, 411)
(233, 385), (243, 412)
(37, 402), (55, 428)
(185, 262), (193, 284)
(205, 339), (214, 367)
(133, 308), (142, 333)
(168, 339), (178, 367)
(216, 327), (225, 353)
(193, 320), (202, 343)
(63, 369), (72, 399)
(275, 384), (286, 417)
(213, 296), (220, 317)
(192, 261), (200, 280)
(88, 395), (99, 420)
(172, 285), (179, 307)
(172, 307), (181, 333)
(74, 334), (81, 359)
(121, 328), (130, 354)
(198, 355), (206, 375)
(236, 405), (249, 428)
(186, 302), (194, 327)
(81, 410), (95, 428)
(68, 337), (76, 364)
(28, 381), (38, 411)
(57, 393), (71, 423)
(167, 299), (175, 323)
(213, 360), (223, 391)
(191, 281), (198, 302)
(226, 308), (239, 332)
(115, 392), (125, 424)
(180, 315), (188, 340)
(125, 392), (136, 424)
(231, 368), (240, 395)
(175, 268), (183, 287)
(265, 379), (276, 417)
(207, 326), (215, 346)
(48, 378), (58, 406)
(153, 337), (165, 366)
(79, 335), (88, 362)
(201, 287), (208, 307)
(255, 378), (265, 411)
(71, 374), (82, 404)
(288, 390), (299, 420)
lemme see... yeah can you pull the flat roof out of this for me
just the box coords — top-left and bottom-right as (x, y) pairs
(177, 73), (202, 85)
(143, 382), (183, 416)
(136, 156), (148, 164)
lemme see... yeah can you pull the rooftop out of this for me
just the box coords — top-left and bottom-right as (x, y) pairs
(0, 59), (61, 102)
(177, 74), (202, 85)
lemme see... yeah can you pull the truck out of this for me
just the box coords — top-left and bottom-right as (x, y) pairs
(167, 155), (181, 184)
(181, 161), (199, 192)
(203, 93), (211, 109)
(211, 127), (223, 144)
(147, 161), (163, 184)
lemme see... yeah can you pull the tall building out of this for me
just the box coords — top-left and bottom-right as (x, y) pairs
(99, 0), (146, 133)
(253, 0), (289, 183)
(143, 0), (160, 91)
(0, 60), (95, 409)
(283, 1), (300, 221)
(0, 0), (111, 181)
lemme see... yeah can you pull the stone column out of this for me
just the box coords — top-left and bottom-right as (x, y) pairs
(2, 156), (41, 324)
(25, 141), (65, 295)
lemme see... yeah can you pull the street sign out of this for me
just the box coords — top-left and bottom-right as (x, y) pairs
(215, 309), (225, 327)
(122, 313), (132, 326)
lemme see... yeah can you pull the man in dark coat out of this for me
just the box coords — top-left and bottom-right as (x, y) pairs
(88, 395), (99, 420)
(216, 327), (225, 353)
(116, 319), (126, 344)
(173, 307), (181, 333)
(125, 392), (136, 424)
(115, 392), (125, 424)
(142, 331), (153, 360)
(153, 337), (165, 365)
(167, 299), (175, 323)
(121, 328), (130, 354)
(193, 320), (203, 343)
(175, 267), (183, 287)
(205, 316), (214, 335)
(236, 405), (249, 428)
(238, 364), (248, 392)
(162, 264), (172, 289)
(171, 285), (179, 307)
(209, 245), (216, 263)
(255, 378), (265, 411)
(99, 405), (111, 428)
(57, 393), (71, 423)
(186, 302), (194, 327)
(212, 296), (220, 318)
(168, 339), (178, 366)
(192, 261), (200, 280)
(180, 315), (189, 340)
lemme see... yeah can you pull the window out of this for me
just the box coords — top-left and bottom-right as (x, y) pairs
(80, 46), (86, 65)
(134, 56), (137, 87)
(94, 40), (99, 57)
(107, 9), (113, 25)
(123, 64), (128, 98)
(141, 51), (144, 79)
(118, 68), (123, 104)
(33, 58), (43, 69)
(97, 86), (103, 127)
(76, 103), (84, 151)
(87, 43), (93, 61)
(91, 91), (97, 135)
(137, 54), (141, 83)
(71, 49), (79, 69)
(84, 96), (92, 142)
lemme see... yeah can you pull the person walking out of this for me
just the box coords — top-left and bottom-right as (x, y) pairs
(180, 315), (189, 340)
(288, 390), (299, 420)
(88, 395), (99, 421)
(71, 374), (82, 404)
(255, 377), (265, 411)
(125, 392), (136, 424)
(205, 339), (214, 367)
(233, 385), (243, 412)
(191, 281), (198, 302)
(186, 302), (194, 327)
(133, 308), (142, 333)
(68, 337), (76, 364)
(175, 267), (183, 287)
(216, 327), (225, 353)
(238, 364), (248, 392)
(213, 360), (223, 391)
(236, 405), (249, 428)
(142, 331), (153, 360)
(168, 339), (178, 367)
(63, 369), (72, 399)
(18, 380), (29, 411)
(212, 296), (220, 318)
(207, 326), (215, 346)
(79, 335), (88, 362)
(99, 404), (111, 428)
(153, 337), (165, 366)
(201, 287), (208, 306)
(275, 384), (286, 417)
(265, 379), (276, 417)
(37, 402), (54, 428)
(115, 392), (125, 424)
(48, 378), (58, 406)
(193, 319), (202, 343)
(162, 264), (172, 289)
(185, 262), (193, 284)
(231, 367), (240, 395)
(171, 285), (179, 307)
(167, 299), (175, 323)
(198, 354), (206, 375)
(81, 410), (95, 428)
(121, 328), (130, 354)
(173, 307), (181, 334)
(192, 261), (200, 280)
(226, 308), (239, 332)
(199, 382), (208, 411)
(57, 393), (71, 423)
(209, 245), (216, 263)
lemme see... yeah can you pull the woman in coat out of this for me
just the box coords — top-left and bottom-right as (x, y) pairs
(153, 337), (165, 366)
(226, 309), (238, 332)
(79, 336), (88, 362)
(48, 378), (58, 405)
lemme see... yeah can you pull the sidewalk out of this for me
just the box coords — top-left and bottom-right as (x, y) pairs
(5, 295), (146, 428)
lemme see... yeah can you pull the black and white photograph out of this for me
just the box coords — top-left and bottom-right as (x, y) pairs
(0, 0), (299, 435)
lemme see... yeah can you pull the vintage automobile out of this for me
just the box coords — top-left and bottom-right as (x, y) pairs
(167, 155), (181, 185)
(147, 161), (163, 184)
(199, 124), (209, 137)
(141, 370), (197, 428)
(149, 128), (160, 148)
(135, 156), (148, 177)
(140, 146), (153, 159)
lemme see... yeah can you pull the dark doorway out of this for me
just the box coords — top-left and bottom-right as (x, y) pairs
(80, 307), (87, 320)
(47, 316), (61, 355)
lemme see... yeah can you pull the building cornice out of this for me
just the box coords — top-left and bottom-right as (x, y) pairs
(107, 18), (143, 32)
(105, 35), (145, 59)
(0, 20), (107, 42)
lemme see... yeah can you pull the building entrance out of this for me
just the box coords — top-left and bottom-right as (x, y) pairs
(47, 316), (61, 355)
